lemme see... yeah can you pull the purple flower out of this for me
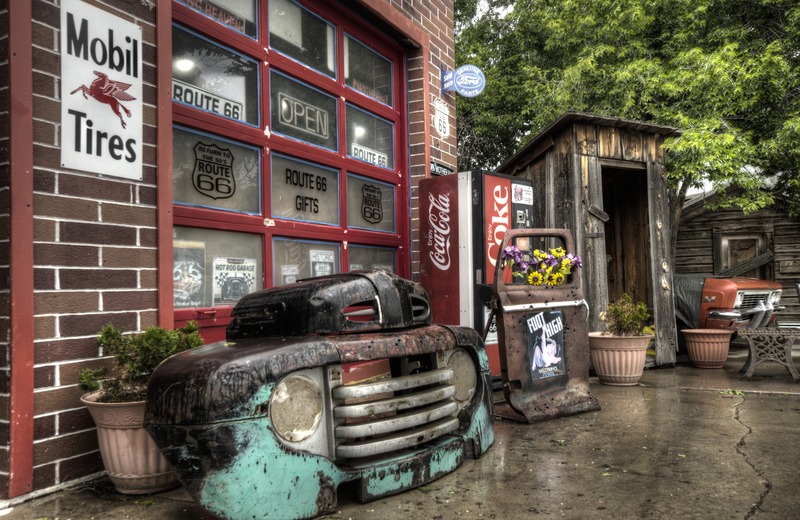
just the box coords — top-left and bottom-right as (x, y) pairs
(544, 254), (560, 268)
(501, 245), (523, 264)
(566, 253), (582, 269)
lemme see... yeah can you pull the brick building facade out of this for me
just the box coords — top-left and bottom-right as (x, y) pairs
(0, 0), (457, 500)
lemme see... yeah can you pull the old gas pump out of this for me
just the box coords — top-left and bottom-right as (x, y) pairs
(488, 228), (599, 423)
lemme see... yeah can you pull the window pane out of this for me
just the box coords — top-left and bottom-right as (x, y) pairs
(271, 154), (339, 225)
(173, 126), (260, 214)
(269, 0), (335, 78)
(347, 174), (395, 232)
(346, 105), (393, 169)
(345, 36), (392, 106)
(174, 226), (263, 308)
(271, 71), (337, 151)
(177, 0), (257, 38)
(273, 238), (339, 285)
(172, 27), (259, 125)
(348, 245), (396, 272)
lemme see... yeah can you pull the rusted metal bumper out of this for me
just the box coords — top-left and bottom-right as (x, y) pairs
(145, 272), (493, 519)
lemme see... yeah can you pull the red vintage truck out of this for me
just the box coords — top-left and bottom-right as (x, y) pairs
(674, 275), (784, 334)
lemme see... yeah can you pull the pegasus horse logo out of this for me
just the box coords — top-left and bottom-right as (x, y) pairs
(70, 71), (135, 129)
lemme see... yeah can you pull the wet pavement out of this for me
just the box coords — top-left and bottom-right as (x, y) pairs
(2, 344), (799, 520)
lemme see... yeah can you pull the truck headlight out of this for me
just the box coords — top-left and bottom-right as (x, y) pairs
(734, 291), (744, 308)
(270, 372), (323, 443)
(769, 290), (782, 304)
(445, 349), (477, 406)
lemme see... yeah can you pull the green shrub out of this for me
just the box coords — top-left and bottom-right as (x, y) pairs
(600, 294), (651, 336)
(79, 321), (204, 402)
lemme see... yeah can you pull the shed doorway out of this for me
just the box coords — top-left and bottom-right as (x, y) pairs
(601, 165), (653, 311)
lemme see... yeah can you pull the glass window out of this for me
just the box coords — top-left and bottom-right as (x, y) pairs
(348, 245), (396, 272)
(347, 174), (395, 232)
(346, 105), (393, 169)
(174, 226), (263, 308)
(172, 27), (259, 125)
(177, 0), (258, 38)
(273, 238), (339, 285)
(269, 0), (335, 78)
(271, 71), (337, 151)
(345, 35), (392, 106)
(271, 154), (339, 225)
(173, 126), (260, 214)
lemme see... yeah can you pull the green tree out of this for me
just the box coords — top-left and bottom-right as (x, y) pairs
(456, 0), (800, 241)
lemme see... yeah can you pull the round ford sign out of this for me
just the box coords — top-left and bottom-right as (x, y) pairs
(453, 65), (486, 98)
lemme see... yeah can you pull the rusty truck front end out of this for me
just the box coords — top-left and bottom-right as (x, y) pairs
(145, 271), (494, 519)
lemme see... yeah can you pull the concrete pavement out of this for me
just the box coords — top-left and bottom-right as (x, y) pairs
(2, 343), (799, 519)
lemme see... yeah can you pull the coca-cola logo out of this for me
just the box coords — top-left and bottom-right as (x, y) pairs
(427, 192), (452, 270)
(486, 184), (509, 271)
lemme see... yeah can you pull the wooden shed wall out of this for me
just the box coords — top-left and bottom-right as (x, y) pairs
(676, 203), (800, 324)
(508, 122), (678, 365)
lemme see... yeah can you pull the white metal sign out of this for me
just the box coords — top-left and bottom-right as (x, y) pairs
(433, 97), (450, 138)
(60, 0), (143, 180)
(351, 143), (388, 168)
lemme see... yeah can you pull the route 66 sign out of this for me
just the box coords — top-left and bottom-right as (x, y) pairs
(193, 142), (235, 200)
(361, 184), (383, 224)
(433, 98), (450, 139)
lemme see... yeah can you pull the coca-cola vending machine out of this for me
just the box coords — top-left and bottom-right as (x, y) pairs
(419, 170), (534, 376)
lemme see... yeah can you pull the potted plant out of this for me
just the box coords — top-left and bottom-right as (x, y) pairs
(680, 328), (735, 368)
(588, 293), (653, 386)
(79, 321), (204, 494)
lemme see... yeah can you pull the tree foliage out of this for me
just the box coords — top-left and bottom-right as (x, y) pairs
(456, 0), (800, 221)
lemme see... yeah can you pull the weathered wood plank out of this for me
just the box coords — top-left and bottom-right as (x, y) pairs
(574, 123), (597, 156)
(647, 161), (677, 364)
(621, 130), (644, 162)
(598, 126), (621, 160)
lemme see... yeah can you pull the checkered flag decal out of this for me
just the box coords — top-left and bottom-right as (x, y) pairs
(215, 272), (254, 289)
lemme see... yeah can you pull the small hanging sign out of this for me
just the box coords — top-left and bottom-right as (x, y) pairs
(441, 64), (486, 97)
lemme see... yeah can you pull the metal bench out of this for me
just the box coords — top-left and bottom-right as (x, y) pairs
(737, 328), (800, 382)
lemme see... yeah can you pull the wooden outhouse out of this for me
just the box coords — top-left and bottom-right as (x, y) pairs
(496, 112), (680, 365)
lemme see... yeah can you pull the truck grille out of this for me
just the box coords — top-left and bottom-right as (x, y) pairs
(331, 367), (460, 460)
(738, 292), (770, 309)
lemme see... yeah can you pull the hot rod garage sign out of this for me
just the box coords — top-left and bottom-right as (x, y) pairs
(61, 0), (143, 180)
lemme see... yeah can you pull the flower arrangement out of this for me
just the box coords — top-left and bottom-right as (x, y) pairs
(500, 245), (582, 286)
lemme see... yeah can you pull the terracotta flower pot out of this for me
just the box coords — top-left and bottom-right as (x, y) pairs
(81, 392), (179, 495)
(588, 333), (653, 386)
(681, 329), (734, 368)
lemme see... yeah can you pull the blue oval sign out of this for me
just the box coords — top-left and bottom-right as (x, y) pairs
(453, 65), (486, 98)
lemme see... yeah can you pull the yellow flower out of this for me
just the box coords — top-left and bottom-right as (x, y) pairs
(527, 271), (544, 285)
(547, 271), (564, 285)
(550, 247), (565, 258)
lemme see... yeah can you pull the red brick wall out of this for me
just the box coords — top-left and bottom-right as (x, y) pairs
(384, 0), (457, 280)
(26, 0), (158, 493)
